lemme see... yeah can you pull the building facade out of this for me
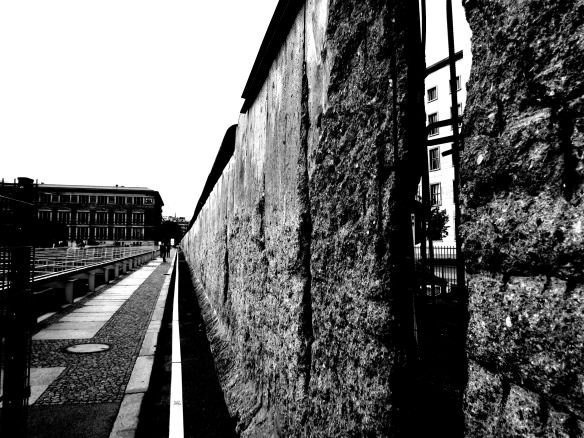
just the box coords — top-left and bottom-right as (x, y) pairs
(0, 179), (163, 246)
(421, 53), (468, 246)
(35, 183), (163, 245)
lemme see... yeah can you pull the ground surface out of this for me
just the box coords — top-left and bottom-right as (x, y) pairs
(27, 260), (168, 437)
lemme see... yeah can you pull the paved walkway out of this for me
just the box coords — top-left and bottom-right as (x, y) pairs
(27, 252), (175, 438)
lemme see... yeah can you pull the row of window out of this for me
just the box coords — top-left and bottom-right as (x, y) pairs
(38, 210), (144, 225)
(426, 75), (461, 103)
(37, 193), (154, 206)
(66, 226), (145, 240)
(427, 104), (463, 136)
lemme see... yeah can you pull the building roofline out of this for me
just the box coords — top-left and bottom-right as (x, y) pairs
(240, 0), (304, 113)
(37, 183), (155, 191)
(188, 124), (237, 230)
(33, 183), (164, 206)
(425, 50), (463, 76)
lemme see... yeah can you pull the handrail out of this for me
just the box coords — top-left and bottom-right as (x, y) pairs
(34, 251), (156, 284)
(0, 246), (157, 290)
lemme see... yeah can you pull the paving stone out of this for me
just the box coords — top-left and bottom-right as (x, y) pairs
(31, 260), (167, 405)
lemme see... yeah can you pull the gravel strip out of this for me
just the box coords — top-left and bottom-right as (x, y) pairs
(31, 261), (169, 405)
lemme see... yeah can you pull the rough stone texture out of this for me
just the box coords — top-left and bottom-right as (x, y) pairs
(181, 0), (425, 436)
(463, 362), (505, 437)
(461, 0), (584, 434)
(499, 385), (542, 438)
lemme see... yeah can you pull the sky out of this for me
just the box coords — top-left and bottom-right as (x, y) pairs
(0, 0), (470, 221)
(0, 0), (278, 219)
(423, 0), (471, 66)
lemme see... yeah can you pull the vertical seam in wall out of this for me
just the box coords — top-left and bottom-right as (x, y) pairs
(555, 104), (577, 202)
(223, 219), (229, 305)
(298, 4), (314, 411)
(494, 378), (511, 436)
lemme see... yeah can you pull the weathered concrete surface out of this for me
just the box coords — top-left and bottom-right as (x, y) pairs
(461, 0), (584, 435)
(181, 0), (425, 436)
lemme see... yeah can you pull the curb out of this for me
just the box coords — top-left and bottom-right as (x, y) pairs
(109, 253), (177, 438)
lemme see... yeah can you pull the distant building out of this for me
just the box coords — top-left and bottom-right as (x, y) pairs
(416, 0), (472, 248)
(419, 51), (468, 246)
(162, 215), (189, 235)
(0, 178), (163, 246)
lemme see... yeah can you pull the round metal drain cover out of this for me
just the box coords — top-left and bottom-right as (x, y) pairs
(65, 343), (110, 354)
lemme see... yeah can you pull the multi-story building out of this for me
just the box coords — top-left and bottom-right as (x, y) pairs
(0, 178), (163, 246)
(162, 215), (189, 235)
(414, 0), (472, 249)
(35, 183), (163, 245)
(422, 52), (468, 246)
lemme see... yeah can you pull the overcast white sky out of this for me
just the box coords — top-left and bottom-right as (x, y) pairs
(0, 1), (469, 220)
(0, 1), (278, 219)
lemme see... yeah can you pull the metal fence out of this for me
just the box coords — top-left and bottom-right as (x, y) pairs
(414, 245), (458, 296)
(33, 245), (157, 279)
(0, 246), (34, 436)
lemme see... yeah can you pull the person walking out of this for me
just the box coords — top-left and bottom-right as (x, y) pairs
(159, 241), (166, 262)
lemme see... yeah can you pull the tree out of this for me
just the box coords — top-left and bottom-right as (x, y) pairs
(428, 207), (449, 241)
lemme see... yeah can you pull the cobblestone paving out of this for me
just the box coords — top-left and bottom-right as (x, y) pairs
(31, 260), (169, 405)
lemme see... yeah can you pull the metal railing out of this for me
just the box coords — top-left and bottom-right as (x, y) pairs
(414, 245), (458, 295)
(0, 246), (157, 290)
(32, 246), (157, 279)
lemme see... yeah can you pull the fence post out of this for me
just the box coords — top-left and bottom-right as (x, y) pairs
(1, 246), (33, 437)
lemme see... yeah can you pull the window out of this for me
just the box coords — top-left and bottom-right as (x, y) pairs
(131, 228), (144, 239)
(114, 227), (125, 240)
(70, 195), (78, 203)
(450, 75), (461, 93)
(89, 196), (97, 204)
(95, 227), (108, 240)
(38, 193), (51, 203)
(132, 212), (144, 224)
(117, 196), (126, 205)
(38, 210), (52, 222)
(98, 195), (108, 204)
(430, 183), (442, 206)
(60, 194), (70, 203)
(428, 113), (439, 136)
(108, 196), (115, 204)
(134, 197), (144, 206)
(95, 211), (108, 225)
(77, 211), (90, 224)
(429, 148), (440, 171)
(52, 194), (59, 203)
(427, 86), (437, 102)
(114, 212), (126, 224)
(77, 227), (89, 240)
(79, 195), (89, 204)
(57, 211), (71, 223)
(127, 197), (133, 205)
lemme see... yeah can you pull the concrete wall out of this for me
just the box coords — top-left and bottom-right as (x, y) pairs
(460, 0), (584, 436)
(181, 0), (425, 435)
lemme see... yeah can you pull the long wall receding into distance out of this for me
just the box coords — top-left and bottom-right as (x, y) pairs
(182, 0), (584, 436)
(181, 0), (425, 435)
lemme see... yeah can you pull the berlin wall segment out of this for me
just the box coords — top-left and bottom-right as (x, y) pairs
(461, 0), (584, 436)
(181, 0), (425, 436)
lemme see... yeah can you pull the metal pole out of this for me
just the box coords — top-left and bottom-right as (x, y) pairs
(446, 0), (466, 295)
(1, 246), (33, 437)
